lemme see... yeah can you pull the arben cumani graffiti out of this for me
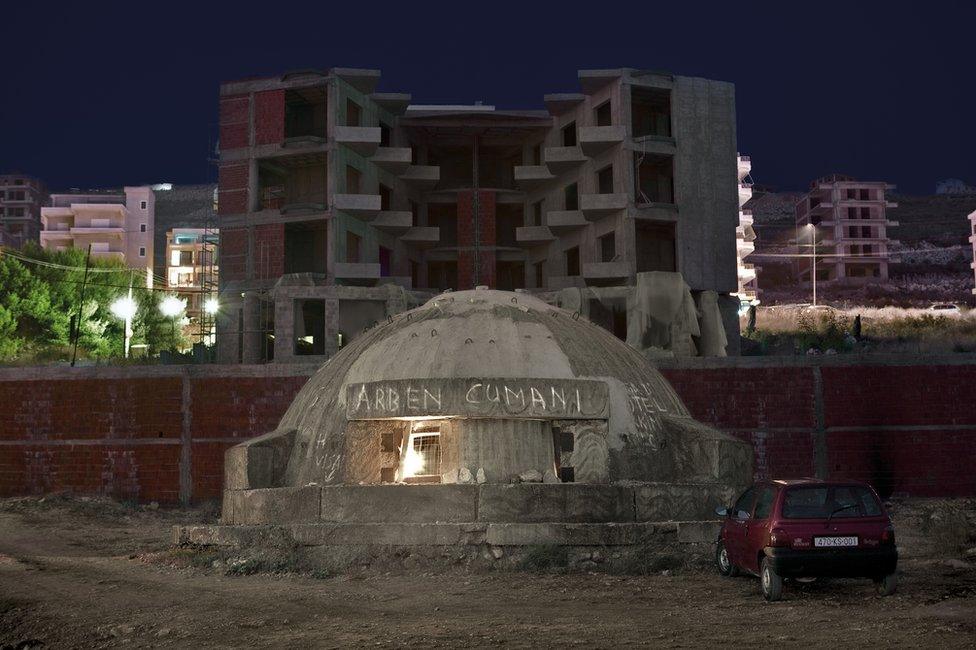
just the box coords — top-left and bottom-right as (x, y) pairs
(346, 378), (610, 420)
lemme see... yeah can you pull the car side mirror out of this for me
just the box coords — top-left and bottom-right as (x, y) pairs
(715, 506), (728, 517)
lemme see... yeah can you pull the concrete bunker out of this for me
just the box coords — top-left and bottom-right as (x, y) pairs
(180, 288), (751, 555)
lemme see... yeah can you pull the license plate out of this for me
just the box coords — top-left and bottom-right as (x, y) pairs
(814, 536), (858, 547)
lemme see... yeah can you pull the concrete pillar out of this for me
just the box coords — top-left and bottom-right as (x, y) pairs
(242, 292), (263, 364)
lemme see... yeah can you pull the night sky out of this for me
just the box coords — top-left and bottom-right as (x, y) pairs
(2, 0), (973, 194)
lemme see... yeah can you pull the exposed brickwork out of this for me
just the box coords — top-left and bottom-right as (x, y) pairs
(218, 94), (249, 150)
(2, 362), (974, 504)
(479, 191), (496, 246)
(457, 191), (473, 247)
(253, 223), (284, 279)
(253, 89), (284, 146)
(218, 162), (249, 216)
(219, 228), (248, 282)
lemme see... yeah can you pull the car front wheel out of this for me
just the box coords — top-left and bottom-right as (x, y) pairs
(715, 541), (739, 577)
(761, 558), (783, 601)
(875, 572), (897, 596)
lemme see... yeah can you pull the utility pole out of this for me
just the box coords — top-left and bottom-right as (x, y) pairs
(70, 244), (92, 367)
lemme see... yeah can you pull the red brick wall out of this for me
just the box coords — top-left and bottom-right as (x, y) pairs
(219, 94), (249, 150)
(220, 228), (247, 281)
(218, 162), (249, 216)
(456, 191), (497, 289)
(253, 90), (284, 146)
(1, 361), (974, 504)
(253, 223), (284, 279)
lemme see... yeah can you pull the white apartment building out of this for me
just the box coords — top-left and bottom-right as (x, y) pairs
(40, 186), (155, 287)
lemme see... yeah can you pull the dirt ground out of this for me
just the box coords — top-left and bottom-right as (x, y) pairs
(1, 496), (975, 649)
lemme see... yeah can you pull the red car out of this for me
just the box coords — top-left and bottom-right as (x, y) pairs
(715, 479), (898, 601)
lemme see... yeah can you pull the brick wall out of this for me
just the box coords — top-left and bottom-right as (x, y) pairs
(218, 162), (249, 216)
(218, 94), (249, 151)
(253, 223), (284, 279)
(1, 358), (974, 504)
(220, 228), (248, 281)
(253, 90), (284, 146)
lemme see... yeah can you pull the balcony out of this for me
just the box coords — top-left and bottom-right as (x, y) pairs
(580, 193), (628, 220)
(543, 93), (584, 115)
(513, 165), (555, 190)
(738, 182), (753, 206)
(631, 136), (676, 156)
(39, 229), (73, 242)
(371, 211), (412, 234)
(399, 165), (440, 188)
(546, 210), (588, 233)
(334, 126), (381, 156)
(633, 202), (678, 221)
(334, 263), (381, 284)
(90, 250), (125, 261)
(333, 194), (381, 219)
(578, 126), (626, 156)
(515, 226), (556, 248)
(371, 147), (412, 174)
(71, 224), (125, 236)
(543, 146), (587, 173)
(583, 261), (631, 283)
(399, 226), (440, 247)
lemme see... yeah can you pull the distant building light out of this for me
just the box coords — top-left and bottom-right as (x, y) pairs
(151, 183), (173, 191)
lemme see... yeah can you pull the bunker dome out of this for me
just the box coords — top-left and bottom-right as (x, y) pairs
(212, 288), (751, 541)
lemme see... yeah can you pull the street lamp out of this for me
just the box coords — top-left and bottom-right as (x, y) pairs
(159, 295), (186, 351)
(110, 294), (137, 358)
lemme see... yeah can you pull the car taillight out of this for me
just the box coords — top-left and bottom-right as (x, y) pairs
(881, 524), (896, 546)
(768, 528), (790, 547)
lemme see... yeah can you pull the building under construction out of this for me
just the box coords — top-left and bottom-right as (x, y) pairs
(215, 67), (742, 364)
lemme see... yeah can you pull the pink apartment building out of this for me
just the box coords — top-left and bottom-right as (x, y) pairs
(794, 174), (899, 285)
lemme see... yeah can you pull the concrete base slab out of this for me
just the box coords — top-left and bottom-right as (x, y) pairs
(174, 520), (715, 548)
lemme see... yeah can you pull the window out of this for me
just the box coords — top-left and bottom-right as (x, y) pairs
(859, 189), (871, 201)
(138, 247), (146, 257)
(861, 207), (871, 219)
(379, 121), (391, 147)
(346, 99), (361, 127)
(346, 166), (361, 194)
(635, 221), (676, 273)
(400, 426), (442, 481)
(345, 231), (361, 263)
(531, 143), (542, 166)
(597, 165), (614, 194)
(294, 299), (326, 355)
(379, 183), (392, 211)
(732, 487), (757, 520)
(595, 100), (612, 127)
(140, 223), (147, 233)
(847, 189), (857, 200)
(635, 153), (674, 204)
(409, 200), (419, 226)
(599, 232), (616, 262)
(861, 226), (871, 237)
(140, 200), (147, 210)
(564, 182), (579, 211)
(534, 261), (544, 288)
(782, 485), (882, 519)
(847, 207), (857, 219)
(754, 487), (776, 519)
(565, 246), (580, 276)
(532, 200), (543, 226)
(849, 226), (858, 238)
(631, 87), (671, 137)
(379, 246), (392, 277)
(562, 121), (576, 147)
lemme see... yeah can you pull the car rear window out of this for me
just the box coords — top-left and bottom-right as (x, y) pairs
(782, 486), (882, 519)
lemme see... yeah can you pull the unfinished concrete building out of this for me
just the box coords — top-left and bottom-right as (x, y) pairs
(0, 173), (48, 248)
(178, 288), (751, 561)
(794, 175), (899, 285)
(216, 67), (741, 364)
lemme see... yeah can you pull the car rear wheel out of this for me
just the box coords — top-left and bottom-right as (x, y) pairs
(715, 541), (739, 577)
(761, 558), (783, 601)
(875, 572), (897, 596)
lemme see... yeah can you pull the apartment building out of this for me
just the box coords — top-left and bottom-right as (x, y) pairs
(40, 186), (156, 287)
(166, 227), (218, 323)
(734, 155), (759, 304)
(0, 173), (48, 248)
(216, 67), (740, 364)
(794, 174), (899, 284)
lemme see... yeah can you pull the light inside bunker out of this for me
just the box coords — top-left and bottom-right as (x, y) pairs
(399, 423), (442, 482)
